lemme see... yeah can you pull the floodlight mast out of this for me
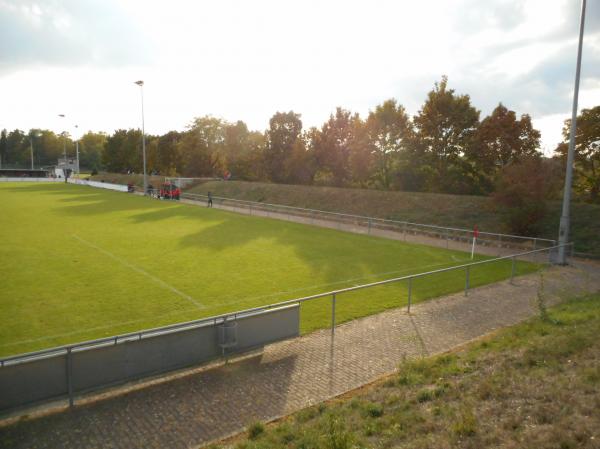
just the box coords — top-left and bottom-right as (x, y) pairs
(58, 114), (66, 160)
(557, 0), (586, 265)
(134, 80), (147, 195)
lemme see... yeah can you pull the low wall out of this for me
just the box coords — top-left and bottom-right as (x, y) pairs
(68, 178), (129, 192)
(0, 304), (300, 412)
(0, 177), (61, 182)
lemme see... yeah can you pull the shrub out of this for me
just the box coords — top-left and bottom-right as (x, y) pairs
(247, 421), (265, 439)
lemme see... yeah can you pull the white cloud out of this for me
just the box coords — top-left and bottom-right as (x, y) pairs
(0, 0), (598, 152)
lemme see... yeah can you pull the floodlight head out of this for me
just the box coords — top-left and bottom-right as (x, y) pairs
(135, 80), (144, 86)
(58, 114), (65, 118)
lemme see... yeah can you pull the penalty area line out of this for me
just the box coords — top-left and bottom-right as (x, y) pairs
(72, 234), (205, 310)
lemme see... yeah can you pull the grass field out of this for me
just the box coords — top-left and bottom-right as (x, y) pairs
(0, 183), (536, 357)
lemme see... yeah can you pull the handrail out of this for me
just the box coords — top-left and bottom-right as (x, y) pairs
(0, 242), (570, 367)
(180, 191), (556, 244)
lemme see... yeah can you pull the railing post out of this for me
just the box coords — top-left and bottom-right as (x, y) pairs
(465, 266), (470, 296)
(403, 222), (407, 241)
(510, 256), (516, 284)
(331, 293), (336, 335)
(67, 347), (74, 408)
(446, 230), (449, 249)
(498, 235), (502, 256)
(368, 218), (372, 235)
(407, 277), (412, 313)
(533, 238), (537, 250)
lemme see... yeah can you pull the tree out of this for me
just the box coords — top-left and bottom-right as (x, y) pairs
(265, 111), (302, 183)
(313, 108), (359, 186)
(79, 132), (107, 171)
(492, 157), (550, 235)
(0, 129), (7, 167)
(555, 106), (600, 203)
(365, 99), (411, 189)
(156, 131), (182, 176)
(179, 116), (226, 177)
(102, 129), (142, 173)
(413, 76), (480, 193)
(470, 103), (541, 177)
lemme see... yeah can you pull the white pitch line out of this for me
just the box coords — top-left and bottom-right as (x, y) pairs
(72, 234), (204, 309)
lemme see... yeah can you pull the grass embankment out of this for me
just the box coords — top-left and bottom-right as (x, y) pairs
(188, 180), (600, 256)
(0, 183), (535, 356)
(213, 294), (600, 449)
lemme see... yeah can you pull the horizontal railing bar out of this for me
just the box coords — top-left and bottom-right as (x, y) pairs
(0, 243), (570, 366)
(180, 192), (555, 243)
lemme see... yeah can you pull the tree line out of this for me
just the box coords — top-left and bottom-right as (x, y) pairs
(1, 77), (599, 204)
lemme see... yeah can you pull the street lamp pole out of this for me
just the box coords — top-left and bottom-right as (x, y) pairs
(58, 114), (66, 161)
(557, 0), (586, 265)
(30, 136), (34, 170)
(75, 125), (80, 175)
(135, 80), (147, 195)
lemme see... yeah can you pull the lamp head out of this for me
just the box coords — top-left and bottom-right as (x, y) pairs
(135, 80), (144, 86)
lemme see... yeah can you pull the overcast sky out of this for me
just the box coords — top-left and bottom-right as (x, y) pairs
(0, 0), (599, 154)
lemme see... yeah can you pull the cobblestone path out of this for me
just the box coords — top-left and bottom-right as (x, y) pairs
(1, 261), (598, 449)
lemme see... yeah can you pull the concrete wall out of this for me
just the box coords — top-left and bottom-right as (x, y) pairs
(0, 177), (61, 182)
(68, 178), (129, 192)
(0, 304), (299, 412)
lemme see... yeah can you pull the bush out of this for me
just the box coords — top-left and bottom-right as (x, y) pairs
(247, 421), (265, 439)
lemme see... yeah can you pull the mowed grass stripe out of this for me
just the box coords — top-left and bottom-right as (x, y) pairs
(0, 183), (538, 356)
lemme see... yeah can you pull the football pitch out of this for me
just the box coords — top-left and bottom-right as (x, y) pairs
(0, 183), (537, 357)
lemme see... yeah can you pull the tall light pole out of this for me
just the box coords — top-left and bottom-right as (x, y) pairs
(557, 0), (587, 265)
(134, 80), (147, 195)
(58, 114), (66, 161)
(29, 131), (41, 170)
(75, 124), (80, 175)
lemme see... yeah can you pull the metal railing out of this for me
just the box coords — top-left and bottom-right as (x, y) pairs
(178, 192), (556, 252)
(0, 242), (571, 369)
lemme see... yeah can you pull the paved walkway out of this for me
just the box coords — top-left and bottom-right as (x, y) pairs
(1, 261), (598, 449)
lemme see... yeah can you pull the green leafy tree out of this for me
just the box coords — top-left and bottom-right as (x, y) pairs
(78, 132), (107, 171)
(156, 131), (182, 176)
(413, 76), (480, 193)
(555, 106), (600, 203)
(179, 116), (226, 177)
(470, 103), (541, 178)
(365, 99), (411, 189)
(265, 111), (302, 183)
(0, 129), (7, 167)
(313, 108), (359, 186)
(102, 129), (142, 173)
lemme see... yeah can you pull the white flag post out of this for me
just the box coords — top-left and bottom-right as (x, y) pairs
(471, 225), (479, 260)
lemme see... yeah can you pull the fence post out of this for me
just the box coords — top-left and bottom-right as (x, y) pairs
(407, 277), (412, 313)
(498, 235), (502, 256)
(368, 218), (372, 235)
(403, 222), (407, 241)
(67, 347), (74, 408)
(331, 293), (336, 335)
(510, 256), (516, 284)
(446, 230), (449, 249)
(465, 266), (470, 296)
(533, 238), (537, 250)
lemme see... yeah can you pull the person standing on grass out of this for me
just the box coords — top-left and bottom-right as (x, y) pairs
(207, 191), (213, 208)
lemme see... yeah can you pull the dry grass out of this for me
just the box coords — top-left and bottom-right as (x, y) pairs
(209, 293), (600, 449)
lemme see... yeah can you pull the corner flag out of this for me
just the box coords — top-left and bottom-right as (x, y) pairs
(471, 225), (479, 259)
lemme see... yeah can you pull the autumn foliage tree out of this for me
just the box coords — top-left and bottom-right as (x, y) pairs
(492, 157), (551, 235)
(555, 106), (600, 203)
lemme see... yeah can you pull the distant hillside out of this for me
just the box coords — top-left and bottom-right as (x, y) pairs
(89, 174), (600, 256)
